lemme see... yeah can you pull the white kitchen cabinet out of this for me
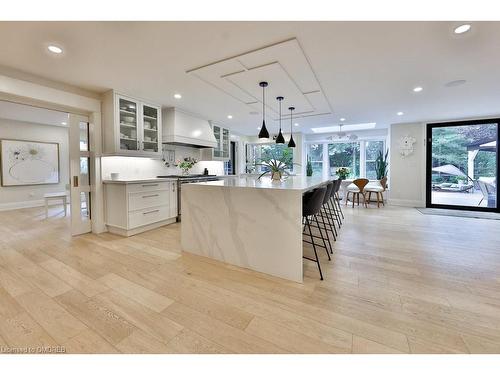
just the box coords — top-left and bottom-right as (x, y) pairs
(102, 90), (162, 157)
(200, 123), (230, 161)
(104, 180), (177, 236)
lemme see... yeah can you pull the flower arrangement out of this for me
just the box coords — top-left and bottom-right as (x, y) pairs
(336, 167), (350, 180)
(176, 157), (198, 175)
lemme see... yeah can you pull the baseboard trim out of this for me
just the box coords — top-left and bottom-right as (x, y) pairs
(106, 217), (177, 237)
(0, 199), (69, 212)
(387, 198), (425, 207)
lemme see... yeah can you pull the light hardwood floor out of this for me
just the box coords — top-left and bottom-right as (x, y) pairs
(1, 204), (500, 353)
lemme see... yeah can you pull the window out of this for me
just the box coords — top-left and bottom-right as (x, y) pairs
(365, 140), (385, 179)
(306, 144), (323, 175)
(328, 142), (361, 178)
(246, 143), (294, 173)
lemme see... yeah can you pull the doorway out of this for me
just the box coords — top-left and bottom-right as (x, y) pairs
(0, 100), (93, 235)
(426, 119), (499, 212)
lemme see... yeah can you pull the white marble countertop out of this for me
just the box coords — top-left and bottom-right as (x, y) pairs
(186, 175), (333, 192)
(102, 178), (177, 184)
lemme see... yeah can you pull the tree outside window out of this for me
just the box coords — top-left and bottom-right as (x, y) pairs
(328, 143), (360, 178)
(307, 144), (323, 175)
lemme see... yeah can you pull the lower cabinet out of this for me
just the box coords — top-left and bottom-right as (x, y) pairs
(104, 180), (178, 236)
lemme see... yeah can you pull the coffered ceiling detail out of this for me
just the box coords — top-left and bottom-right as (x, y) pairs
(187, 38), (333, 122)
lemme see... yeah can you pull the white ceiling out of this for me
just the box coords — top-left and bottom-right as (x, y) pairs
(1, 21), (500, 135)
(0, 100), (69, 127)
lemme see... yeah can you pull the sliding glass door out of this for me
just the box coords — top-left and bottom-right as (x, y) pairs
(426, 119), (499, 211)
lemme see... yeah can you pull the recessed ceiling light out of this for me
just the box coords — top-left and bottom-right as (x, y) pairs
(47, 45), (63, 54)
(340, 118), (346, 122)
(294, 123), (299, 127)
(397, 112), (404, 116)
(174, 93), (182, 99)
(227, 115), (233, 119)
(413, 86), (423, 92)
(454, 24), (471, 34)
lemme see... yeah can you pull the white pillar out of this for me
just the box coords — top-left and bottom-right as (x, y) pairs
(468, 149), (479, 180)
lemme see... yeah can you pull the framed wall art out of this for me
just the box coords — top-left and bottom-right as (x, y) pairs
(0, 139), (60, 186)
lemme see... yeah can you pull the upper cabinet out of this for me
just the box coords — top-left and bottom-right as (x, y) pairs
(201, 123), (230, 161)
(102, 91), (162, 157)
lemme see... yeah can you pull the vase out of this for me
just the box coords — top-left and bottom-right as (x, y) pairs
(181, 169), (190, 176)
(271, 171), (282, 181)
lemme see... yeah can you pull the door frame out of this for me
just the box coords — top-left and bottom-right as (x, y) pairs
(0, 73), (105, 233)
(426, 118), (500, 212)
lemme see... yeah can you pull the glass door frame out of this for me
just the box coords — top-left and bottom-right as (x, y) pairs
(426, 118), (500, 212)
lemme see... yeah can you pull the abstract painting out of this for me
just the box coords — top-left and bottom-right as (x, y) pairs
(0, 139), (59, 186)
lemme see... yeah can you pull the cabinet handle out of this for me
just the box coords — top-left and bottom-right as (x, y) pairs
(142, 194), (159, 198)
(142, 183), (158, 187)
(143, 209), (160, 215)
(172, 183), (175, 192)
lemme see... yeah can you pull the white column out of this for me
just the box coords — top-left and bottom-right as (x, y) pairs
(322, 143), (329, 179)
(468, 149), (479, 180)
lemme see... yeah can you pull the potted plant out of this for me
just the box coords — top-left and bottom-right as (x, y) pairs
(336, 167), (350, 180)
(375, 149), (389, 180)
(306, 157), (313, 177)
(255, 148), (299, 181)
(176, 157), (198, 176)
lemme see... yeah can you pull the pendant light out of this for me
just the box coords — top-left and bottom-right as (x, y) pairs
(258, 82), (270, 139)
(288, 106), (296, 148)
(275, 96), (285, 144)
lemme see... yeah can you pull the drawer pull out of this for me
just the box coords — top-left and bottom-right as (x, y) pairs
(142, 194), (159, 198)
(142, 183), (159, 187)
(143, 209), (160, 215)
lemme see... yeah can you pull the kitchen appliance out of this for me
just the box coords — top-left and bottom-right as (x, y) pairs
(157, 174), (221, 220)
(162, 108), (217, 148)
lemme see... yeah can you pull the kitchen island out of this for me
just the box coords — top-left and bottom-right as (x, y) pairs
(181, 175), (332, 282)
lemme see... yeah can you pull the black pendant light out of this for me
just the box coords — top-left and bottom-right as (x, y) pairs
(275, 96), (285, 144)
(258, 82), (270, 139)
(288, 106), (296, 148)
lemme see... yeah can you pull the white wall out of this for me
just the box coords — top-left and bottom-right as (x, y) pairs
(101, 144), (224, 180)
(0, 118), (69, 210)
(388, 122), (426, 207)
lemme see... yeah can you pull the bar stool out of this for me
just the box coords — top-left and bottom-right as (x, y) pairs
(332, 179), (344, 223)
(302, 186), (329, 280)
(314, 183), (336, 253)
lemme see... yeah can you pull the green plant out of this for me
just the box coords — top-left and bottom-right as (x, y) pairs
(255, 148), (299, 180)
(176, 157), (198, 174)
(375, 149), (389, 179)
(335, 167), (350, 179)
(306, 157), (313, 176)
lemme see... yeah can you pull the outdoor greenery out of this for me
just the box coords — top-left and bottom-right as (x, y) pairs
(432, 124), (496, 182)
(307, 144), (323, 174)
(306, 157), (313, 176)
(375, 149), (389, 179)
(328, 143), (360, 177)
(246, 143), (294, 173)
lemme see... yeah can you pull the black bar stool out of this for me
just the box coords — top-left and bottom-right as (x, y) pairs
(332, 179), (344, 222)
(302, 186), (330, 280)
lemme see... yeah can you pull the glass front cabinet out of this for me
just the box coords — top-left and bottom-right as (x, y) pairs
(103, 91), (162, 156)
(201, 123), (230, 161)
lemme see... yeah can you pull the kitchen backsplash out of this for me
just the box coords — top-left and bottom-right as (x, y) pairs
(101, 145), (224, 179)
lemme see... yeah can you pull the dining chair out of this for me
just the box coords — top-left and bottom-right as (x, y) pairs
(366, 176), (388, 208)
(345, 178), (369, 207)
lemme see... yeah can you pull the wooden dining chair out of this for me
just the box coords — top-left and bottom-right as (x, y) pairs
(345, 178), (369, 207)
(366, 176), (388, 208)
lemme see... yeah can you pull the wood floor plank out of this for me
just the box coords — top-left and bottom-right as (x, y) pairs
(0, 312), (58, 348)
(164, 329), (230, 354)
(98, 273), (174, 313)
(63, 329), (119, 354)
(15, 291), (87, 344)
(39, 258), (109, 298)
(55, 289), (135, 345)
(352, 335), (405, 354)
(92, 289), (183, 344)
(162, 302), (288, 353)
(2, 205), (500, 353)
(116, 330), (171, 353)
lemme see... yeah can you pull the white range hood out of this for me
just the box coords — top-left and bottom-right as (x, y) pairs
(162, 107), (217, 148)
